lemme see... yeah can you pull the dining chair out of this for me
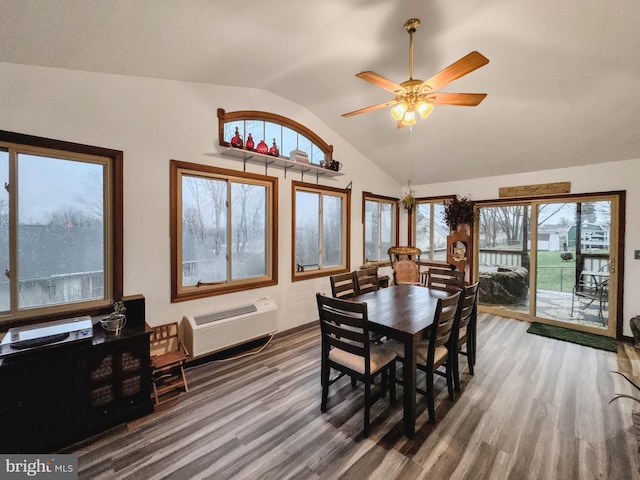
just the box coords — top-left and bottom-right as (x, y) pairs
(452, 282), (480, 392)
(392, 259), (422, 285)
(330, 271), (357, 299)
(426, 267), (465, 291)
(385, 290), (462, 424)
(316, 293), (397, 437)
(355, 268), (379, 295)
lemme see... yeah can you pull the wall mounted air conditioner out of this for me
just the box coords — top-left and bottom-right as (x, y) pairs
(182, 296), (278, 360)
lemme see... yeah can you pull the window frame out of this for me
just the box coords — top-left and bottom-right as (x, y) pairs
(292, 180), (351, 281)
(362, 192), (399, 262)
(170, 160), (278, 302)
(0, 130), (123, 327)
(412, 195), (455, 260)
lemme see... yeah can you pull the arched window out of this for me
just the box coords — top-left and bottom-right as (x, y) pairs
(217, 109), (333, 166)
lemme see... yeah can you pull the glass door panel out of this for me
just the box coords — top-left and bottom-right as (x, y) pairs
(477, 204), (531, 319)
(535, 199), (612, 330)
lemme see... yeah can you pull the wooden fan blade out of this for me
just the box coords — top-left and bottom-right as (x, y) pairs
(342, 99), (400, 118)
(420, 51), (489, 92)
(356, 71), (404, 93)
(430, 92), (488, 106)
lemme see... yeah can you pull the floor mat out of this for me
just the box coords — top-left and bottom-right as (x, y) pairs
(527, 321), (617, 352)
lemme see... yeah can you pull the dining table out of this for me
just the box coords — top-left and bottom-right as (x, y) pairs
(351, 283), (451, 437)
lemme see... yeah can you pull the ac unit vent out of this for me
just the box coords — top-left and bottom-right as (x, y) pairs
(194, 304), (257, 325)
(182, 297), (278, 359)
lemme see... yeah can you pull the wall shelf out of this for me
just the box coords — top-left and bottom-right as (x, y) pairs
(220, 147), (343, 183)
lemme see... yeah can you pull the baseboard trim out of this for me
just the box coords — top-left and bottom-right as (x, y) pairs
(274, 319), (319, 339)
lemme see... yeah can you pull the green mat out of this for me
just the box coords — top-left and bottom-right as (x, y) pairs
(527, 322), (617, 352)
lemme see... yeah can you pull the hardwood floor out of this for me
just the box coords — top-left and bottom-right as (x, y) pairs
(67, 314), (640, 479)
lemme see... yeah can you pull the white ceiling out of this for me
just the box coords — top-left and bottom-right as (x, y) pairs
(1, 0), (639, 185)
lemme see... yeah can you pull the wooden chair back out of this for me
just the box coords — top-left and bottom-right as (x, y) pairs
(317, 294), (371, 371)
(426, 267), (465, 292)
(393, 259), (420, 284)
(330, 272), (357, 299)
(150, 322), (187, 358)
(430, 291), (462, 353)
(387, 246), (422, 263)
(457, 282), (480, 334)
(355, 268), (379, 295)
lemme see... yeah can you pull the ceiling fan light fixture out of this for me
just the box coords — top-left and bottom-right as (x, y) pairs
(342, 18), (489, 124)
(391, 102), (408, 121)
(401, 110), (416, 126)
(416, 101), (434, 119)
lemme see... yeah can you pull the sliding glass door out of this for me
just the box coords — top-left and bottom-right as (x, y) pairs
(477, 194), (619, 337)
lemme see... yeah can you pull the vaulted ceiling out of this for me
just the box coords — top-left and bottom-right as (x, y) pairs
(1, 0), (639, 185)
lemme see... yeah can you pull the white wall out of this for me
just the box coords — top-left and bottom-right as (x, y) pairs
(0, 62), (400, 333)
(413, 159), (640, 336)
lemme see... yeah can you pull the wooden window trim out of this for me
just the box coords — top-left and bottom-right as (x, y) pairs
(362, 191), (399, 262)
(0, 130), (123, 328)
(170, 160), (278, 302)
(292, 180), (350, 281)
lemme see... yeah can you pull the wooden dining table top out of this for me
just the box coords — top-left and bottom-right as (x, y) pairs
(352, 283), (451, 336)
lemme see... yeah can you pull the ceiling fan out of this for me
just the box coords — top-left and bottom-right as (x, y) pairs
(342, 18), (489, 127)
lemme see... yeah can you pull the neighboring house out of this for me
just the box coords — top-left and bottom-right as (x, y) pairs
(567, 223), (610, 250)
(527, 232), (561, 251)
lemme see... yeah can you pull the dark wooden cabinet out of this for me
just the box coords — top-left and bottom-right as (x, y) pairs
(0, 326), (153, 453)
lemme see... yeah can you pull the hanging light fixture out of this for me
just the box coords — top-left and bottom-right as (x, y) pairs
(342, 18), (489, 126)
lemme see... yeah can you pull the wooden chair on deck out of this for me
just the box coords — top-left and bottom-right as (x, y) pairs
(149, 322), (189, 405)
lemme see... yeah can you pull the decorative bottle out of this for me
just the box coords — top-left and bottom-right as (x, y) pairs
(256, 139), (269, 154)
(230, 126), (243, 148)
(245, 133), (255, 151)
(269, 139), (279, 157)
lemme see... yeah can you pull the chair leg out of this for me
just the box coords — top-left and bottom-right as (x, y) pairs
(364, 381), (371, 438)
(389, 363), (396, 404)
(351, 376), (357, 388)
(180, 365), (189, 393)
(453, 350), (461, 393)
(321, 363), (330, 412)
(426, 369), (436, 424)
(446, 359), (454, 401)
(152, 379), (160, 406)
(381, 369), (388, 397)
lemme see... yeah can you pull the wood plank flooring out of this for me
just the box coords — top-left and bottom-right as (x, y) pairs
(66, 314), (640, 479)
